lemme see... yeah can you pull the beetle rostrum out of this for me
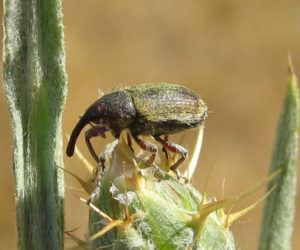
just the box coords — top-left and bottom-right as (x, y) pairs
(66, 83), (207, 181)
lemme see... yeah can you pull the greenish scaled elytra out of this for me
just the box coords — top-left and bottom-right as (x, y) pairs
(66, 83), (207, 202)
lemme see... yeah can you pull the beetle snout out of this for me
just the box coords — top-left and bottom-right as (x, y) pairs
(66, 114), (91, 157)
(66, 101), (104, 157)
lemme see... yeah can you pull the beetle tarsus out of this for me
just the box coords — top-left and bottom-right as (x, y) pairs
(172, 168), (188, 183)
(152, 162), (166, 179)
(93, 138), (119, 180)
(87, 183), (101, 205)
(132, 135), (168, 178)
(155, 136), (188, 180)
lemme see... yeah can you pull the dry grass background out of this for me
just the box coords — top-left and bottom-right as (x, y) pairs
(1, 0), (300, 249)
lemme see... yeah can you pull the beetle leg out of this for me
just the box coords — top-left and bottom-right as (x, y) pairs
(154, 136), (188, 182)
(161, 135), (169, 159)
(87, 180), (101, 205)
(85, 125), (108, 163)
(132, 135), (165, 178)
(88, 139), (119, 203)
(93, 138), (119, 181)
(127, 132), (134, 153)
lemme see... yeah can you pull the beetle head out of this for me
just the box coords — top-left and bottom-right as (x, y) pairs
(66, 100), (105, 157)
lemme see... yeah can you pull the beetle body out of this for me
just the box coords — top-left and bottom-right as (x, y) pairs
(126, 83), (207, 136)
(66, 83), (207, 186)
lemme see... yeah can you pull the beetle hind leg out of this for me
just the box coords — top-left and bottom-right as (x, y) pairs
(132, 135), (165, 178)
(127, 132), (134, 153)
(161, 135), (169, 159)
(154, 136), (188, 182)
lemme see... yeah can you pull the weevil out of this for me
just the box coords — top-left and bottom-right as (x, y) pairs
(66, 83), (207, 192)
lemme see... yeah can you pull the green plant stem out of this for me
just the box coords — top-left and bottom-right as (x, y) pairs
(259, 62), (299, 250)
(3, 0), (67, 249)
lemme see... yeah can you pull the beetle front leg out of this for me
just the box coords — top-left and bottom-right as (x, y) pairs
(132, 135), (165, 178)
(85, 125), (108, 163)
(93, 138), (119, 181)
(87, 180), (101, 205)
(155, 136), (188, 181)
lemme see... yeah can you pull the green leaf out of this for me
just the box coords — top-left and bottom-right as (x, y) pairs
(259, 60), (299, 250)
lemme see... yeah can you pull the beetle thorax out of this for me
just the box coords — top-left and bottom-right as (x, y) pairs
(97, 90), (137, 136)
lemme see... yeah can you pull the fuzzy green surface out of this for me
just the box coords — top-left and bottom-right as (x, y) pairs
(89, 144), (235, 250)
(3, 0), (67, 249)
(259, 70), (299, 250)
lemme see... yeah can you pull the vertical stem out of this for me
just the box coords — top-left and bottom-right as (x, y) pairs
(3, 0), (67, 249)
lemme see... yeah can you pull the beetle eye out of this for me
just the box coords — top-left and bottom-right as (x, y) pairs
(98, 103), (105, 112)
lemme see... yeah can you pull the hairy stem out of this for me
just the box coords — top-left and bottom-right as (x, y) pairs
(3, 0), (67, 249)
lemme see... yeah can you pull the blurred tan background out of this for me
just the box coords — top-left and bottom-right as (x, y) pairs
(1, 0), (300, 249)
